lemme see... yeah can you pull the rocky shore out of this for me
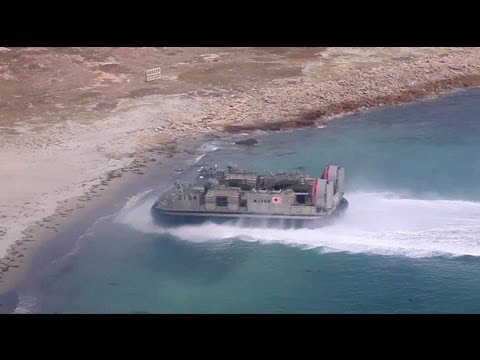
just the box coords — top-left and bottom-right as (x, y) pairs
(201, 51), (480, 132)
(1, 47), (480, 294)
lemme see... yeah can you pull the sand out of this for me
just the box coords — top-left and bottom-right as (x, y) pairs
(1, 47), (480, 294)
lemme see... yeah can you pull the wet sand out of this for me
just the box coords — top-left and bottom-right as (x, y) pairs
(1, 47), (480, 294)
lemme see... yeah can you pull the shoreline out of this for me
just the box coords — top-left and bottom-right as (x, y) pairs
(223, 75), (480, 132)
(0, 134), (212, 296)
(2, 47), (480, 297)
(0, 84), (474, 298)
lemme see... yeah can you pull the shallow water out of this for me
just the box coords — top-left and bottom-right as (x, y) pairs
(14, 88), (480, 313)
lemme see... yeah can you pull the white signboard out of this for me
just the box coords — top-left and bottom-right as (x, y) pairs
(146, 67), (162, 82)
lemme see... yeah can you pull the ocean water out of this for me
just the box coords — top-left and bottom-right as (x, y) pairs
(14, 88), (480, 313)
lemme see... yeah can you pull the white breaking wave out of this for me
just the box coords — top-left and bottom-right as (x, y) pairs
(196, 142), (219, 153)
(13, 293), (38, 314)
(119, 189), (154, 213)
(195, 154), (206, 164)
(50, 189), (156, 265)
(115, 192), (480, 259)
(190, 142), (220, 165)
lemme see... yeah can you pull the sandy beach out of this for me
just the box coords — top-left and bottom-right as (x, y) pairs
(1, 47), (480, 294)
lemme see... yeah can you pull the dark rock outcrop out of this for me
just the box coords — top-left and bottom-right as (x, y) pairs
(235, 138), (258, 146)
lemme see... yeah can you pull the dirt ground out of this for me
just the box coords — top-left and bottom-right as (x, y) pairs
(0, 47), (461, 130)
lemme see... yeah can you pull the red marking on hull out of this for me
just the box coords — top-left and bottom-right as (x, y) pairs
(325, 165), (331, 180)
(313, 178), (319, 204)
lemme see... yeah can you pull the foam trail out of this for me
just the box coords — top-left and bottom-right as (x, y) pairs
(120, 189), (154, 213)
(13, 293), (38, 314)
(197, 142), (219, 153)
(116, 192), (480, 259)
(49, 189), (157, 266)
(195, 154), (206, 164)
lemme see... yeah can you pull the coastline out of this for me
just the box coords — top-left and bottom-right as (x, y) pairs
(222, 75), (480, 133)
(0, 132), (212, 298)
(2, 47), (480, 297)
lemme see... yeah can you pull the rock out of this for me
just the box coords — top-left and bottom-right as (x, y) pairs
(235, 138), (258, 146)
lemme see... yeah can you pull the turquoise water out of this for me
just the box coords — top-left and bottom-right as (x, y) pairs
(15, 88), (480, 313)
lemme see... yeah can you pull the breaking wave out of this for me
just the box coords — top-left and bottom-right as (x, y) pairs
(195, 154), (206, 164)
(115, 191), (480, 259)
(49, 189), (156, 266)
(197, 142), (220, 154)
(13, 293), (38, 314)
